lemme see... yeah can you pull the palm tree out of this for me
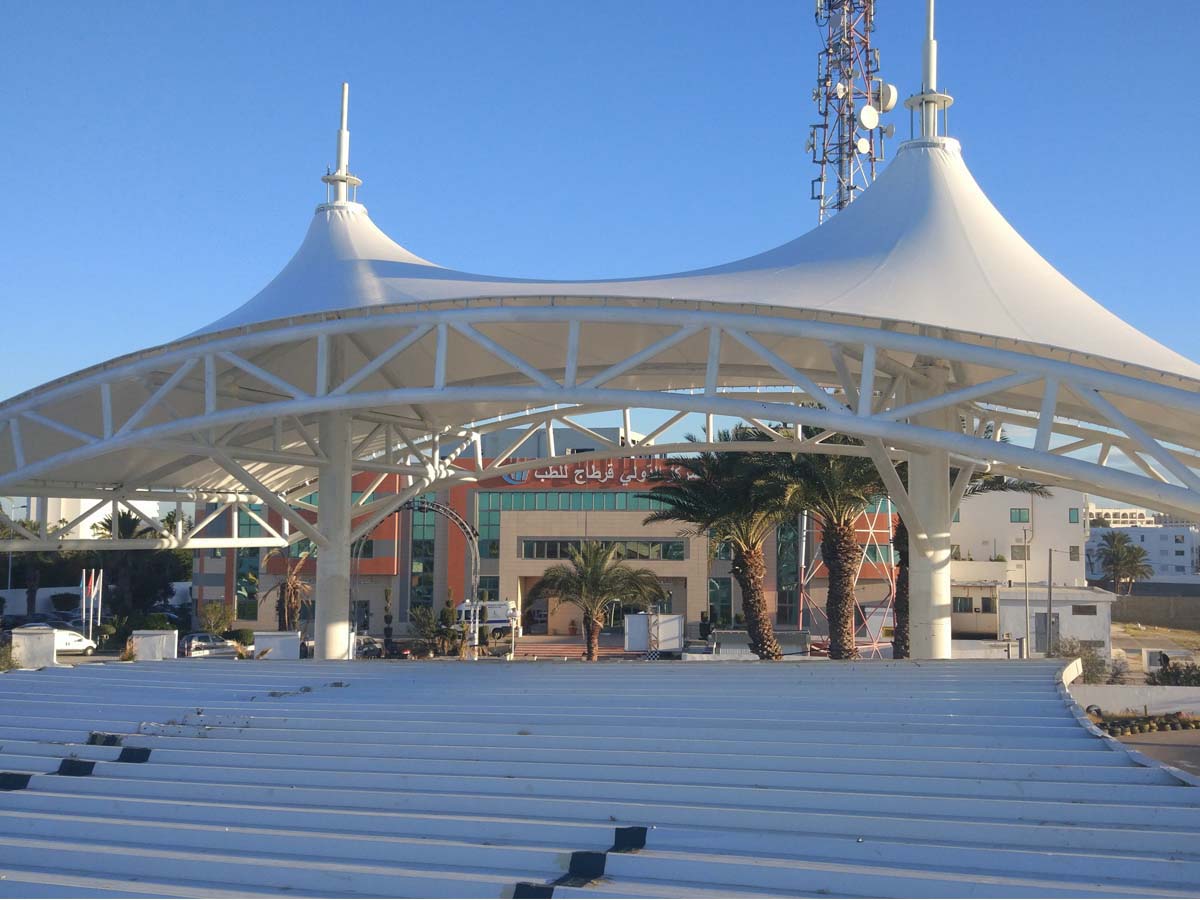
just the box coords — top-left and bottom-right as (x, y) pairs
(530, 541), (665, 661)
(642, 430), (788, 660)
(258, 548), (314, 630)
(91, 510), (158, 614)
(1097, 531), (1153, 595)
(891, 473), (1050, 659)
(1120, 545), (1154, 595)
(763, 443), (885, 660)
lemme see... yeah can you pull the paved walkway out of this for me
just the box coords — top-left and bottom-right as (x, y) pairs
(1110, 624), (1188, 681)
(1120, 730), (1200, 778)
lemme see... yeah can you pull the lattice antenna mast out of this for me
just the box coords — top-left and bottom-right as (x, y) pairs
(809, 0), (898, 224)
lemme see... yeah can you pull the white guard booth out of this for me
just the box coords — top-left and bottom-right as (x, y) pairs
(254, 631), (303, 660)
(131, 630), (178, 661)
(625, 613), (685, 653)
(11, 628), (57, 668)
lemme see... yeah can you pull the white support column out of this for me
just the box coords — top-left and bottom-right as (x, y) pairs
(907, 361), (953, 660)
(314, 411), (353, 660)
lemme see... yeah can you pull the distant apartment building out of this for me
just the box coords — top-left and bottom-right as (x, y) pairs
(1086, 525), (1200, 584)
(1087, 504), (1154, 528)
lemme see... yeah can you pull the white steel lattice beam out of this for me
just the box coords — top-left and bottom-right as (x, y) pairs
(0, 306), (1197, 525)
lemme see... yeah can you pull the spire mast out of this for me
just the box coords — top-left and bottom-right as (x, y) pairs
(905, 0), (952, 139)
(322, 82), (363, 204)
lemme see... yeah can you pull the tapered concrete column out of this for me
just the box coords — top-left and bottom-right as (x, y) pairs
(315, 411), (353, 660)
(908, 362), (953, 660)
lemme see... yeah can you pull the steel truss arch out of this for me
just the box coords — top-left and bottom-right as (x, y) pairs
(1, 303), (1199, 554)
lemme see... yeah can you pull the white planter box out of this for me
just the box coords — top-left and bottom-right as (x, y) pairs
(254, 631), (302, 660)
(131, 630), (178, 661)
(624, 613), (685, 652)
(11, 629), (57, 668)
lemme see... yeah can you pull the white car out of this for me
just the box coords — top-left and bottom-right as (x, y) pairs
(14, 625), (97, 656)
(56, 629), (97, 655)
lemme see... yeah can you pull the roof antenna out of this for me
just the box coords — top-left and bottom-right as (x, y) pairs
(322, 82), (363, 203)
(903, 0), (953, 138)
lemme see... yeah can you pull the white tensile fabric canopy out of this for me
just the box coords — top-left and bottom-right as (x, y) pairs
(198, 137), (1199, 385)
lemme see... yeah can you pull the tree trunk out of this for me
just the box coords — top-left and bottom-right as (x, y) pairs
(731, 544), (782, 660)
(24, 565), (40, 617)
(117, 562), (133, 614)
(586, 612), (602, 662)
(891, 519), (910, 660)
(277, 588), (288, 631)
(822, 521), (861, 660)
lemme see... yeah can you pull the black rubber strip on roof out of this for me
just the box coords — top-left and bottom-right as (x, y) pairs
(610, 826), (648, 853)
(0, 773), (33, 791)
(512, 824), (646, 896)
(553, 850), (607, 888)
(56, 758), (96, 777)
(117, 747), (152, 764)
(512, 883), (554, 899)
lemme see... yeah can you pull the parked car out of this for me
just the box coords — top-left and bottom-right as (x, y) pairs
(355, 635), (383, 659)
(10, 624), (96, 656)
(179, 632), (237, 658)
(55, 629), (98, 656)
(14, 620), (76, 631)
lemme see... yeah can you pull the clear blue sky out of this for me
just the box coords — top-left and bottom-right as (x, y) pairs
(1, 1), (1195, 401)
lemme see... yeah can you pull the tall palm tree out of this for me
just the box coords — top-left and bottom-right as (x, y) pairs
(764, 443), (885, 660)
(891, 473), (1050, 659)
(642, 430), (788, 660)
(258, 548), (314, 630)
(1120, 545), (1154, 595)
(530, 541), (665, 661)
(91, 510), (158, 614)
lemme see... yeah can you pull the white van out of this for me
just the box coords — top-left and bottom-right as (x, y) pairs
(456, 600), (518, 639)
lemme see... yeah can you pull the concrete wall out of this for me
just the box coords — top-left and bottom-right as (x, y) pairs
(1070, 684), (1200, 716)
(1112, 595), (1200, 630)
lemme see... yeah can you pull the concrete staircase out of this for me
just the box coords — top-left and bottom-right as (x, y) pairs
(0, 660), (1197, 897)
(513, 633), (643, 661)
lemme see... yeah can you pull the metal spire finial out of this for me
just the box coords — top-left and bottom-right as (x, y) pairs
(322, 82), (363, 203)
(904, 0), (953, 138)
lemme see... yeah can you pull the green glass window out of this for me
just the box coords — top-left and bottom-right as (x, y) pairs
(708, 577), (733, 627)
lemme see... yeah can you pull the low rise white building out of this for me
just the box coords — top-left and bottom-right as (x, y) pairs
(951, 489), (1088, 587)
(949, 489), (1112, 656)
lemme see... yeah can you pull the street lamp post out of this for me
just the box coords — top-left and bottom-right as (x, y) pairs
(1022, 527), (1031, 659)
(5, 498), (29, 592)
(1046, 548), (1071, 655)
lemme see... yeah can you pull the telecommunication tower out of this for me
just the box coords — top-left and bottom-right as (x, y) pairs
(809, 0), (898, 223)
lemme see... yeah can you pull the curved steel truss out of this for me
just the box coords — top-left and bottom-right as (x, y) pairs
(1, 303), (1198, 552)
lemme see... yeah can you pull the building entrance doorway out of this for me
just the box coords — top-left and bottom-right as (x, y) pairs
(1033, 612), (1060, 654)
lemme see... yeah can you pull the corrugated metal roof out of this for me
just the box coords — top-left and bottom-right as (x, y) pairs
(0, 660), (1197, 897)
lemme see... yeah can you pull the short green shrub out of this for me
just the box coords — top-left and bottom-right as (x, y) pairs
(1147, 662), (1200, 686)
(223, 628), (256, 645)
(0, 645), (14, 672)
(1051, 638), (1108, 685)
